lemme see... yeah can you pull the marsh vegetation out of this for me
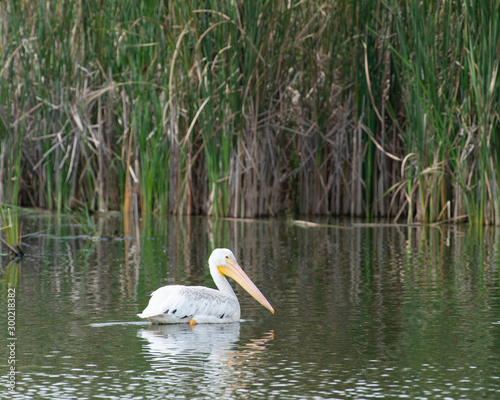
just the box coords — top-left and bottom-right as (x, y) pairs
(1, 1), (499, 223)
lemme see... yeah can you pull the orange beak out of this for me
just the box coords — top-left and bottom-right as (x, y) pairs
(218, 259), (275, 314)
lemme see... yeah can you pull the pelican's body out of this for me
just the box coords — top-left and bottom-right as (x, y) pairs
(138, 285), (241, 324)
(138, 248), (274, 324)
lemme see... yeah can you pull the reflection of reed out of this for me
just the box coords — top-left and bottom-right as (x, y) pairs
(1, 259), (21, 288)
(13, 214), (143, 317)
(122, 212), (140, 300)
(11, 213), (500, 374)
(219, 330), (275, 394)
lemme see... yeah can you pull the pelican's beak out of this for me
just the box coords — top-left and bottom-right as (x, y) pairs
(218, 259), (275, 314)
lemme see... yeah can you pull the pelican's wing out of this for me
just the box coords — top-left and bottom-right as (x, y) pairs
(137, 285), (239, 324)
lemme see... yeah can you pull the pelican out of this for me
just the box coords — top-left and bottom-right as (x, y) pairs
(138, 248), (274, 324)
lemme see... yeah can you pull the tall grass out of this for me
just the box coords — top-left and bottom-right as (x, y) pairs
(0, 205), (23, 257)
(0, 0), (499, 223)
(391, 0), (500, 224)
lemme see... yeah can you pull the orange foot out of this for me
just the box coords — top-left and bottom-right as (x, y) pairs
(189, 318), (197, 326)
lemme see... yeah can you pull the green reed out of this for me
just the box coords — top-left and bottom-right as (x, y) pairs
(0, 206), (23, 257)
(391, 0), (500, 224)
(463, 1), (500, 225)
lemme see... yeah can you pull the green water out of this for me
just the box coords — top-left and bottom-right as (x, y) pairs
(2, 215), (500, 399)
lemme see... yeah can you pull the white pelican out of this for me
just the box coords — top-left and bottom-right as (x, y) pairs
(138, 248), (274, 324)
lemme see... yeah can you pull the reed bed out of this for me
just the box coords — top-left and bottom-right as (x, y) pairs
(0, 0), (499, 223)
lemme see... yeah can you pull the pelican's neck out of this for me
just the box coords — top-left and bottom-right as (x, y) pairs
(210, 262), (237, 298)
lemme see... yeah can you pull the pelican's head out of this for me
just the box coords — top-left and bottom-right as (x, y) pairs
(209, 248), (275, 314)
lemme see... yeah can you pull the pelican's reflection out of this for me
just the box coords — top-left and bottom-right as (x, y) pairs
(138, 323), (241, 361)
(138, 323), (274, 395)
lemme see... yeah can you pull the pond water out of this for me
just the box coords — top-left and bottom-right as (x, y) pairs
(2, 214), (500, 399)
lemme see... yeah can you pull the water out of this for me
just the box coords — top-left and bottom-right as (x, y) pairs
(2, 215), (500, 399)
